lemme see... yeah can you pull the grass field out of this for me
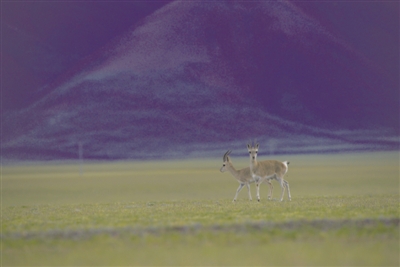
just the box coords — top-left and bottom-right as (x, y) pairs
(2, 151), (399, 266)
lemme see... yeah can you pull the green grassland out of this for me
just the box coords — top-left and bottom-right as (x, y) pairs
(2, 151), (400, 266)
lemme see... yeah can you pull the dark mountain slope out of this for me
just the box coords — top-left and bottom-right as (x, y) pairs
(3, 1), (398, 160)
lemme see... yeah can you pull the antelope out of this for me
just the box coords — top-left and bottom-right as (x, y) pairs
(247, 143), (291, 202)
(220, 150), (273, 202)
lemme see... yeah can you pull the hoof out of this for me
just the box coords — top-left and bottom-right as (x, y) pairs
(257, 199), (260, 202)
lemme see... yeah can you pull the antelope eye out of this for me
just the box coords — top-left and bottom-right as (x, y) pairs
(223, 164), (225, 166)
(256, 151), (258, 154)
(248, 152), (251, 154)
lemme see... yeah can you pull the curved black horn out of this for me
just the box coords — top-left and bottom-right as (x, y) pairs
(223, 150), (230, 161)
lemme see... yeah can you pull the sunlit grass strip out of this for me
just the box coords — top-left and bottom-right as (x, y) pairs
(3, 195), (398, 233)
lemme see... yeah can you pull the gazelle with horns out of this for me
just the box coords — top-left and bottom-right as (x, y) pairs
(247, 143), (291, 202)
(220, 150), (273, 202)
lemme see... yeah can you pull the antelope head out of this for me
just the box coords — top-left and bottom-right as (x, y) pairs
(220, 150), (232, 172)
(247, 143), (259, 161)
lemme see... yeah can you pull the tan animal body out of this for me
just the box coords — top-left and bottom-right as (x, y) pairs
(220, 150), (273, 203)
(247, 143), (291, 202)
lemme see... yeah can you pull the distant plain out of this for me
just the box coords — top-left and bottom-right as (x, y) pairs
(2, 151), (399, 266)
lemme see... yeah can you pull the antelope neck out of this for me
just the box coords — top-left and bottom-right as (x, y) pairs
(226, 163), (240, 178)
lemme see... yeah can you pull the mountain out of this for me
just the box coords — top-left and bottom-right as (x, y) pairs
(2, 1), (399, 160)
(2, 1), (173, 111)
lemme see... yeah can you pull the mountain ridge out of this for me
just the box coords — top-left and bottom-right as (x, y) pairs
(3, 1), (398, 160)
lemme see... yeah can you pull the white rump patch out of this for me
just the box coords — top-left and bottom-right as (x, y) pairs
(282, 161), (289, 172)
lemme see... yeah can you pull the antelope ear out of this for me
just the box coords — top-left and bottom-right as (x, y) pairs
(247, 144), (251, 150)
(256, 143), (259, 149)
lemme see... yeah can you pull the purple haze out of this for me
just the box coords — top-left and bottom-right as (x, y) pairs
(2, 1), (399, 160)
